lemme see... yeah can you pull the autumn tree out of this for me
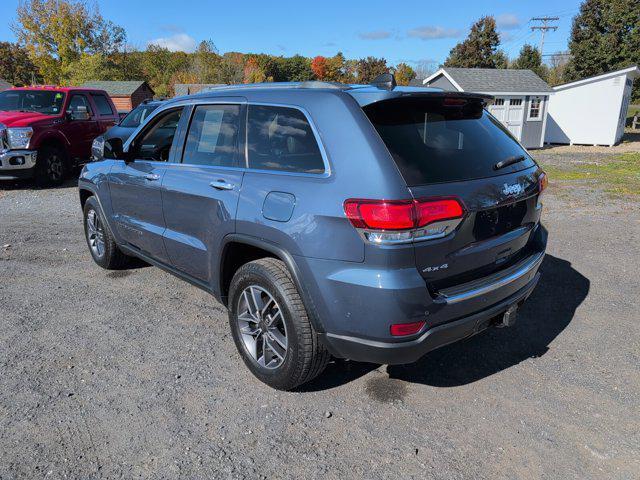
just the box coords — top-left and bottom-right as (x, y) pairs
(356, 57), (388, 83)
(565, 0), (640, 98)
(243, 57), (266, 83)
(444, 16), (507, 69)
(511, 44), (548, 80)
(13, 0), (126, 84)
(0, 42), (40, 86)
(190, 40), (221, 83)
(311, 56), (328, 80)
(393, 63), (416, 85)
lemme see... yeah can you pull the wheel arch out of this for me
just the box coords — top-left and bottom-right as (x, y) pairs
(219, 234), (325, 333)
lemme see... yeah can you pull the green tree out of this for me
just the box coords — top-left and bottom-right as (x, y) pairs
(356, 57), (388, 83)
(393, 63), (416, 86)
(565, 0), (640, 98)
(511, 44), (548, 80)
(0, 42), (40, 86)
(276, 55), (313, 82)
(218, 52), (245, 84)
(190, 40), (221, 83)
(13, 0), (126, 84)
(142, 45), (189, 97)
(444, 16), (507, 69)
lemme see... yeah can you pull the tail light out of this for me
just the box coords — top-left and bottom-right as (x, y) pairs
(390, 321), (426, 336)
(537, 172), (548, 209)
(344, 197), (465, 244)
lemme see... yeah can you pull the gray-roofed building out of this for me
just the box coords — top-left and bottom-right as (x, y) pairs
(174, 83), (226, 97)
(423, 68), (553, 148)
(81, 81), (154, 112)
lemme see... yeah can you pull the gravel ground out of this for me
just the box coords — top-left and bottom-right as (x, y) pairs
(1, 152), (639, 479)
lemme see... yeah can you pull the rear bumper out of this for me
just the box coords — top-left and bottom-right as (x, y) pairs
(320, 273), (540, 364)
(0, 149), (37, 180)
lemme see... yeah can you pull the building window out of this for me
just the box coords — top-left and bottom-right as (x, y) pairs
(528, 96), (543, 121)
(494, 98), (505, 106)
(509, 98), (522, 106)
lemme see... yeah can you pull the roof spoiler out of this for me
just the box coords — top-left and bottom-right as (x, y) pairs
(370, 73), (396, 90)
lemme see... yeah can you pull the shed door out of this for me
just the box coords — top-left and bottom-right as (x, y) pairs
(489, 96), (524, 141)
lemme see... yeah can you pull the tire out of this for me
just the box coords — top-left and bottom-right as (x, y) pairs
(35, 145), (67, 187)
(228, 258), (330, 390)
(83, 196), (130, 270)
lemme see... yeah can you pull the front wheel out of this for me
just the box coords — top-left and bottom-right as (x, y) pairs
(83, 196), (130, 269)
(228, 258), (330, 390)
(35, 145), (67, 187)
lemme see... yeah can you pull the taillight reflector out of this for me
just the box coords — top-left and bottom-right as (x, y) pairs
(344, 198), (464, 231)
(390, 321), (426, 336)
(539, 172), (548, 192)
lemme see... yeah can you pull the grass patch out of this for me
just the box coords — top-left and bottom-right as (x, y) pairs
(541, 152), (640, 196)
(628, 105), (640, 120)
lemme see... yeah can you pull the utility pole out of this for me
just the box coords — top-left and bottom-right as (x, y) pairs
(530, 17), (559, 56)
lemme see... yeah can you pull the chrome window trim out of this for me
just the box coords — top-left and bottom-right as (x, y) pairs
(124, 98), (331, 179)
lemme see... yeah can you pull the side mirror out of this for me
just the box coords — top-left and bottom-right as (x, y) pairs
(105, 137), (126, 160)
(67, 106), (91, 121)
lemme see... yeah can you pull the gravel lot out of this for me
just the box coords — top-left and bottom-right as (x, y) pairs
(1, 150), (639, 479)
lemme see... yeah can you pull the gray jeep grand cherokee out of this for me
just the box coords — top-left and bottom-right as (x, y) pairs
(79, 75), (547, 390)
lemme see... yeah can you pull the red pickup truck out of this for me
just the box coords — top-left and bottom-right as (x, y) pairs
(0, 86), (119, 186)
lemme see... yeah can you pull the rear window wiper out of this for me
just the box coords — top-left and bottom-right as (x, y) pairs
(494, 155), (526, 170)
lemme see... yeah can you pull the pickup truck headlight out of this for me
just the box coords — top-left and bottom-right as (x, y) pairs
(7, 127), (33, 149)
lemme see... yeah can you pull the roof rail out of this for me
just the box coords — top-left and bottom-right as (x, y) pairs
(190, 81), (352, 93)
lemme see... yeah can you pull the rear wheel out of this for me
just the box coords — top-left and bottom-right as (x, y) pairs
(35, 145), (67, 187)
(228, 258), (330, 390)
(83, 196), (130, 269)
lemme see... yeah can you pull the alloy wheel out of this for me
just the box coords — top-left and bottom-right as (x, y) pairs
(47, 154), (63, 181)
(237, 285), (288, 369)
(86, 209), (105, 258)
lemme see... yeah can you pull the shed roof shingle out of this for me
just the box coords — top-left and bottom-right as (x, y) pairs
(437, 68), (552, 93)
(81, 80), (152, 96)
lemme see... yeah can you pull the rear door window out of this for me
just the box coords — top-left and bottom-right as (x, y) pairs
(92, 94), (114, 116)
(247, 105), (325, 174)
(363, 97), (536, 185)
(182, 104), (241, 167)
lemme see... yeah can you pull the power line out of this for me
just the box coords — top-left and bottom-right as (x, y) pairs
(530, 16), (559, 56)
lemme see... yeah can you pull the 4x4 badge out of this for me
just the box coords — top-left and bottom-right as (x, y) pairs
(423, 263), (448, 273)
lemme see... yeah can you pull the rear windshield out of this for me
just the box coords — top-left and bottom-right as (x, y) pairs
(363, 97), (536, 185)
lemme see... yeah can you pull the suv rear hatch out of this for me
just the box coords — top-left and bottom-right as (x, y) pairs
(362, 94), (546, 304)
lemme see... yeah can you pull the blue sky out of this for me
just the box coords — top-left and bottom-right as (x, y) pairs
(1, 0), (581, 66)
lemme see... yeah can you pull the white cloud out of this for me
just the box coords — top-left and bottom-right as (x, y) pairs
(496, 13), (521, 30)
(148, 33), (197, 52)
(359, 30), (392, 40)
(407, 26), (461, 40)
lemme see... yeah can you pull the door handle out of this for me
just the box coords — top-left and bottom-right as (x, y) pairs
(145, 173), (160, 181)
(210, 179), (235, 191)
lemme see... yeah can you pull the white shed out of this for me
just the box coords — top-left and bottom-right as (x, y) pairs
(423, 68), (553, 149)
(545, 66), (639, 147)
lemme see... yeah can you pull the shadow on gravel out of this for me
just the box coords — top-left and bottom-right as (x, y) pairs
(303, 254), (589, 392)
(386, 254), (589, 387)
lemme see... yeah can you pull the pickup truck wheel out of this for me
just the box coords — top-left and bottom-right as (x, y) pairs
(83, 196), (130, 269)
(228, 258), (330, 390)
(35, 145), (67, 187)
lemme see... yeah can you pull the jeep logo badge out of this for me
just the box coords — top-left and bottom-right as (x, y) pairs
(502, 183), (524, 196)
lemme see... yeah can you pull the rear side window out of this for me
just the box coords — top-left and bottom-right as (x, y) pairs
(363, 98), (536, 185)
(247, 105), (325, 174)
(182, 104), (241, 167)
(92, 94), (114, 115)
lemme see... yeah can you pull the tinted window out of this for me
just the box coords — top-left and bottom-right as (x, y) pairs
(68, 94), (92, 115)
(120, 104), (159, 128)
(92, 94), (114, 115)
(0, 90), (65, 115)
(363, 98), (536, 185)
(133, 108), (182, 162)
(182, 104), (241, 167)
(247, 105), (324, 174)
